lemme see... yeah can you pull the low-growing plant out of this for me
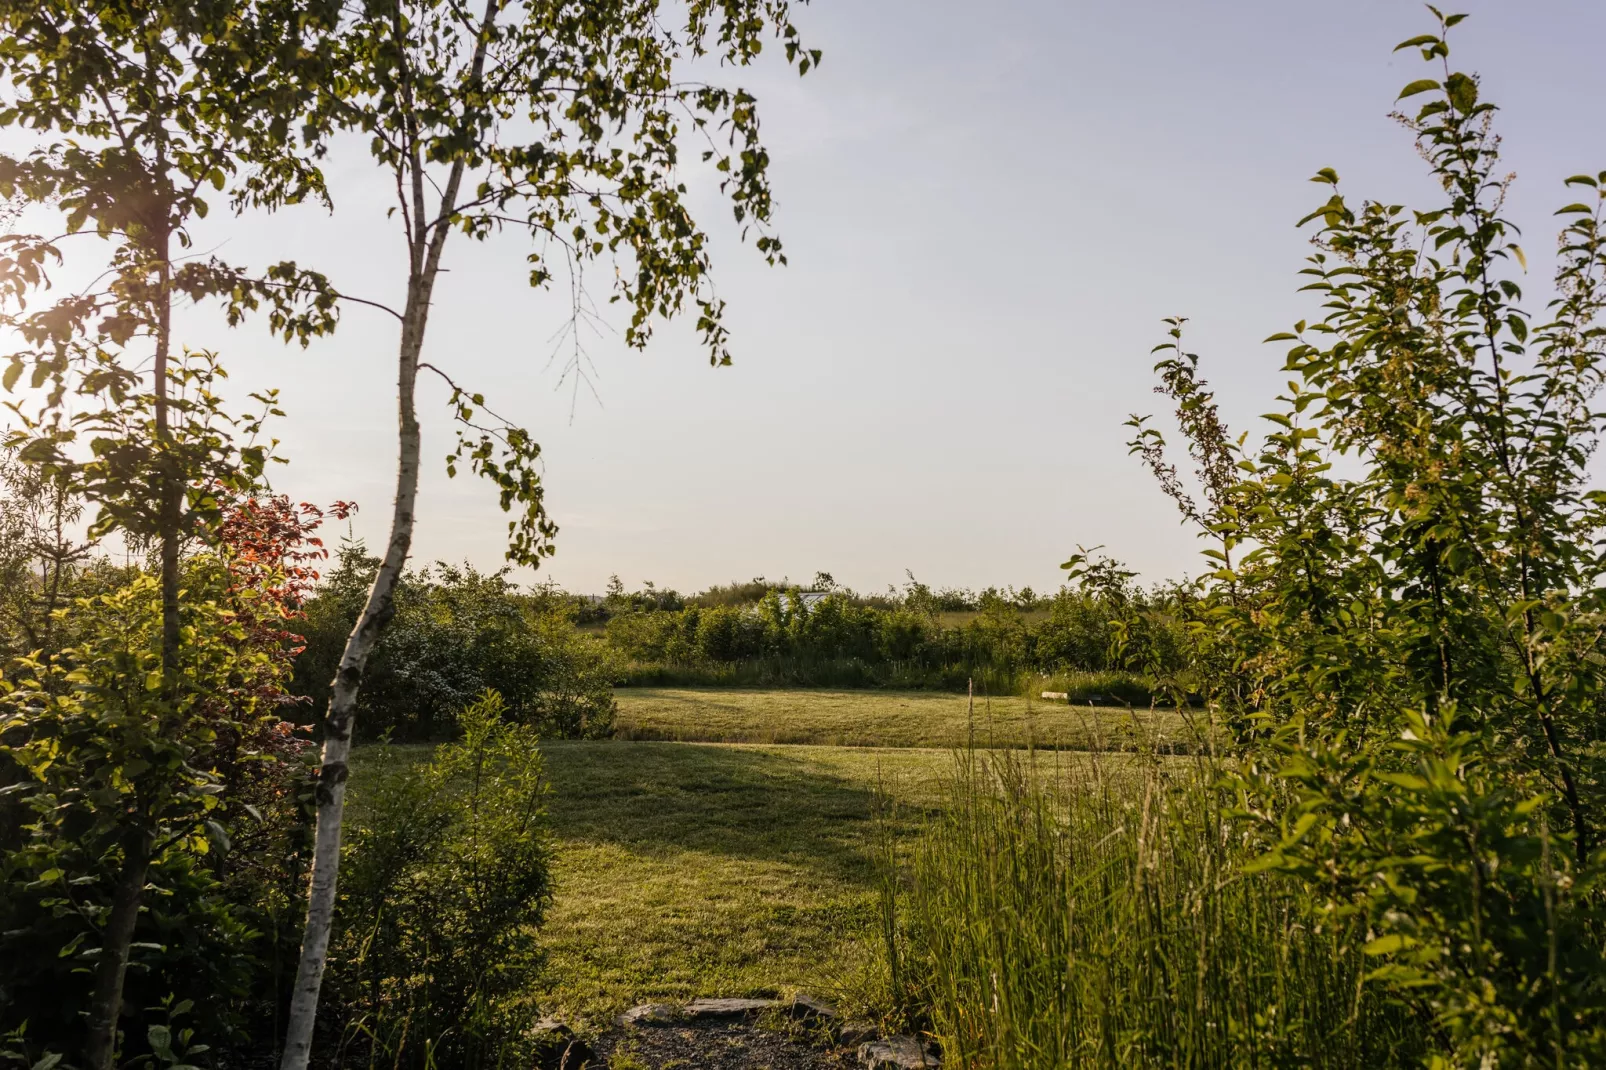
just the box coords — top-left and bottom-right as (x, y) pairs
(327, 690), (553, 1069)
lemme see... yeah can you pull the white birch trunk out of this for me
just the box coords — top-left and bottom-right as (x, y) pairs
(277, 289), (427, 1069)
(278, 13), (496, 1065)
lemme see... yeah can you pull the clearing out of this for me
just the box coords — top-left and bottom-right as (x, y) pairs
(350, 687), (1174, 1059)
(612, 686), (1191, 750)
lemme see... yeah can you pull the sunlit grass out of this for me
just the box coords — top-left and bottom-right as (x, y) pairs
(613, 687), (1195, 751)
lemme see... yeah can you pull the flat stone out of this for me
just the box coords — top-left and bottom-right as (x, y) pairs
(682, 997), (780, 1020)
(838, 1020), (878, 1047)
(790, 994), (841, 1021)
(859, 1035), (940, 1069)
(618, 1002), (680, 1027)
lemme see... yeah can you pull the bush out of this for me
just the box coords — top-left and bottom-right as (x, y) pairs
(601, 581), (1190, 695)
(296, 547), (619, 740)
(326, 691), (553, 1068)
(0, 559), (318, 1061)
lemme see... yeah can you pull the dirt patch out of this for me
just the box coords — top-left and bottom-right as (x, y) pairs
(595, 1018), (854, 1070)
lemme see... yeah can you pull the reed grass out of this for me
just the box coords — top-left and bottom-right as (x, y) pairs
(880, 745), (1435, 1068)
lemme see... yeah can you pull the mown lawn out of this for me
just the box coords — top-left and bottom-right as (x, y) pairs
(613, 686), (1190, 750)
(348, 688), (1179, 1032)
(349, 739), (964, 1026)
(529, 741), (952, 1027)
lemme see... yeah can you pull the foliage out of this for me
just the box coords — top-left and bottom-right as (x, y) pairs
(326, 692), (551, 1069)
(883, 749), (1428, 1068)
(601, 578), (1186, 696)
(1123, 13), (1606, 1064)
(0, 563), (301, 1059)
(0, 428), (341, 1064)
(294, 544), (617, 741)
(0, 448), (94, 662)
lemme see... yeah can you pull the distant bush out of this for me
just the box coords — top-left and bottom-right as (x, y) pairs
(603, 580), (1188, 698)
(295, 545), (616, 740)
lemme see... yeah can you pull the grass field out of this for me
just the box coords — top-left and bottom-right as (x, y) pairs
(613, 687), (1193, 750)
(532, 741), (949, 1026)
(349, 687), (1175, 1031)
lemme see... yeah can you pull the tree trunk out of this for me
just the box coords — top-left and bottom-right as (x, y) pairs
(279, 13), (495, 1064)
(83, 221), (175, 1070)
(83, 830), (152, 1070)
(278, 277), (430, 1070)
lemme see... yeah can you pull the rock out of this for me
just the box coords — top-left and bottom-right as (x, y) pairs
(858, 1035), (939, 1069)
(617, 1003), (680, 1027)
(556, 1037), (595, 1070)
(790, 994), (841, 1022)
(682, 997), (780, 1020)
(838, 1020), (878, 1047)
(529, 1018), (591, 1070)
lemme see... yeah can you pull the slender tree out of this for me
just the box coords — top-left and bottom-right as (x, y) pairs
(0, 2), (342, 1064)
(277, 2), (818, 1063)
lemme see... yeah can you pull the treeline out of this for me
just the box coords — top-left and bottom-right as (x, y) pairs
(592, 569), (1188, 698)
(283, 558), (1192, 713)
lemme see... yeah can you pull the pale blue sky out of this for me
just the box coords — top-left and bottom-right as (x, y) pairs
(166, 0), (1606, 595)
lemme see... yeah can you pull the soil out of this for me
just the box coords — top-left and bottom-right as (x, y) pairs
(593, 1018), (856, 1070)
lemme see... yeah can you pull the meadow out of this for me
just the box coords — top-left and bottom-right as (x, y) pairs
(348, 690), (1164, 1031)
(611, 687), (1192, 750)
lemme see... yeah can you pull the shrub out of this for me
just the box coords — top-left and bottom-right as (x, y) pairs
(0, 561), (313, 1059)
(296, 547), (619, 740)
(327, 690), (553, 1068)
(1125, 15), (1606, 1063)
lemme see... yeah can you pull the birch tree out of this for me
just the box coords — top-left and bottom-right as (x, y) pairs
(0, 2), (341, 1065)
(279, 2), (818, 1064)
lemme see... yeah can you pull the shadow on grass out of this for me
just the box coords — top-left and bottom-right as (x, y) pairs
(538, 741), (941, 886)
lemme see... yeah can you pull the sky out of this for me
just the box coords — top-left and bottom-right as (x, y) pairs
(49, 1), (1606, 596)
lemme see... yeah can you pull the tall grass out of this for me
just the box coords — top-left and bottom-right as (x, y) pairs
(880, 746), (1434, 1068)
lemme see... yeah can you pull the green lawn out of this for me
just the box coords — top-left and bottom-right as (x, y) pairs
(529, 741), (954, 1027)
(347, 687), (1178, 1033)
(613, 686), (1191, 750)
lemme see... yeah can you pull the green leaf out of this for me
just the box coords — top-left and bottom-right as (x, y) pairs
(1396, 79), (1441, 100)
(1363, 933), (1417, 956)
(1393, 35), (1440, 52)
(1, 359), (21, 392)
(1445, 72), (1477, 111)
